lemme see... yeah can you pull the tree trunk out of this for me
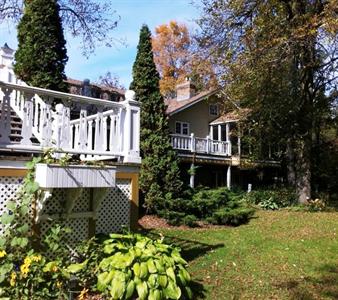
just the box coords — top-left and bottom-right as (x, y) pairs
(295, 135), (312, 203)
(286, 138), (296, 186)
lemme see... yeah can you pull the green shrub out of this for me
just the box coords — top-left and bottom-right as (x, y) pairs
(160, 187), (254, 227)
(69, 233), (193, 299)
(243, 188), (296, 209)
(208, 207), (255, 226)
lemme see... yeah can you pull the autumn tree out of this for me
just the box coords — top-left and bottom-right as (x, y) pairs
(14, 0), (68, 91)
(0, 0), (120, 55)
(152, 20), (217, 98)
(198, 0), (338, 203)
(130, 25), (183, 212)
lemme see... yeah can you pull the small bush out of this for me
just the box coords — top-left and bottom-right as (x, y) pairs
(244, 188), (296, 209)
(307, 198), (326, 212)
(208, 207), (255, 226)
(160, 187), (254, 227)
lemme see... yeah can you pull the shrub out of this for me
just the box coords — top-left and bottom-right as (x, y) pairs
(207, 207), (255, 226)
(306, 198), (326, 212)
(243, 188), (296, 209)
(69, 233), (193, 299)
(160, 187), (254, 227)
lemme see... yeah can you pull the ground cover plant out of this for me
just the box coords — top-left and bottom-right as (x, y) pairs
(158, 187), (255, 227)
(154, 210), (338, 299)
(0, 154), (193, 299)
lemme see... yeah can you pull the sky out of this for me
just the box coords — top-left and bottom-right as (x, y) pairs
(0, 0), (201, 88)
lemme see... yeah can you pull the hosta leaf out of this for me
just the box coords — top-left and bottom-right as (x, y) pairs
(133, 262), (141, 277)
(110, 275), (125, 299)
(164, 280), (181, 299)
(125, 280), (135, 299)
(148, 289), (162, 300)
(148, 274), (158, 289)
(136, 281), (148, 300)
(66, 259), (88, 274)
(147, 258), (157, 273)
(166, 267), (176, 282)
(158, 275), (168, 288)
(139, 262), (149, 279)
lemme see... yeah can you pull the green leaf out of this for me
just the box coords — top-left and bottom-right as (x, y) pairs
(136, 281), (148, 300)
(158, 274), (168, 288)
(26, 181), (39, 194)
(97, 270), (115, 292)
(149, 289), (162, 300)
(17, 224), (29, 234)
(147, 258), (157, 273)
(66, 259), (88, 274)
(19, 205), (29, 216)
(6, 201), (16, 211)
(164, 280), (181, 299)
(110, 272), (126, 299)
(0, 213), (14, 225)
(133, 262), (141, 277)
(166, 267), (176, 282)
(125, 279), (135, 299)
(139, 262), (149, 279)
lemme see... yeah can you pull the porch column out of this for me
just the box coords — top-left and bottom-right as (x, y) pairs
(218, 124), (222, 141)
(209, 125), (213, 140)
(226, 165), (231, 189)
(225, 122), (230, 142)
(238, 125), (241, 157)
(189, 163), (195, 188)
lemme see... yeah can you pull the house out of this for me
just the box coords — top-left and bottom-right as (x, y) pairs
(166, 79), (282, 189)
(0, 44), (141, 242)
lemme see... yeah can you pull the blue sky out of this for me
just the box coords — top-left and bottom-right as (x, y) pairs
(0, 0), (200, 88)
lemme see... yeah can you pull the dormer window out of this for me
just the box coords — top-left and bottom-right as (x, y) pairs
(209, 104), (219, 116)
(175, 121), (190, 135)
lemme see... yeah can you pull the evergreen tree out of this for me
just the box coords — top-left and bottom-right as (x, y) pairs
(130, 25), (183, 212)
(14, 0), (68, 91)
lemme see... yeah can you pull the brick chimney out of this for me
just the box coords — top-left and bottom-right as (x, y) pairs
(176, 78), (196, 101)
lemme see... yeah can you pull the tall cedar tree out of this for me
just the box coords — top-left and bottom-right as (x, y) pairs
(14, 0), (68, 91)
(130, 25), (183, 212)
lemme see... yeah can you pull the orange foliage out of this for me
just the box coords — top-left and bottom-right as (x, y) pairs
(152, 21), (217, 98)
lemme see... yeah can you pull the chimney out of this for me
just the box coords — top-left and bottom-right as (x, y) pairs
(82, 79), (92, 97)
(176, 78), (196, 101)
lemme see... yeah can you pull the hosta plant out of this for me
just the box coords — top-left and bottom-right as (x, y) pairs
(71, 233), (193, 299)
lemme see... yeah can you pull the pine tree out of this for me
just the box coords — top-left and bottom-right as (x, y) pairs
(130, 25), (183, 212)
(14, 0), (68, 92)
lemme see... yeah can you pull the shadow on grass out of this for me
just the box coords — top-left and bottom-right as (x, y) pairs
(142, 229), (224, 262)
(276, 263), (338, 299)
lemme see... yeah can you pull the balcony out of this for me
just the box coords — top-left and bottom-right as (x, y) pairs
(170, 133), (231, 157)
(0, 80), (141, 164)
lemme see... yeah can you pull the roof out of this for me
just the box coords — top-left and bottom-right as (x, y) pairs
(165, 88), (218, 115)
(210, 108), (252, 125)
(66, 78), (125, 95)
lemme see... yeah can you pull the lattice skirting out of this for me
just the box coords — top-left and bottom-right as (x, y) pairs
(0, 176), (131, 243)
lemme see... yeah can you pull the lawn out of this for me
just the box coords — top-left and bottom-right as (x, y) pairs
(153, 210), (338, 299)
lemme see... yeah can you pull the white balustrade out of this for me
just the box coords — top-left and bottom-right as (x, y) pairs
(0, 80), (141, 163)
(170, 134), (231, 156)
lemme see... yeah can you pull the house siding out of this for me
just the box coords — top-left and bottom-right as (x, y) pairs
(168, 95), (220, 138)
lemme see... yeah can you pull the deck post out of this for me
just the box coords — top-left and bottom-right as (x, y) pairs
(190, 133), (195, 152)
(226, 165), (231, 189)
(218, 124), (222, 141)
(189, 162), (195, 188)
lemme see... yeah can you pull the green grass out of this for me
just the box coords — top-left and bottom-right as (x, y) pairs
(152, 211), (338, 299)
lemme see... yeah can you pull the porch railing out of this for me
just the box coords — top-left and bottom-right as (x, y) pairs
(170, 133), (231, 156)
(0, 81), (141, 163)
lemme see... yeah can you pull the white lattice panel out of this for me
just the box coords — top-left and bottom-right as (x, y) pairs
(40, 189), (91, 244)
(0, 176), (32, 235)
(0, 176), (132, 242)
(96, 179), (131, 234)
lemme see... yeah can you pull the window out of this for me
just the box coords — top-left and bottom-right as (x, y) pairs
(209, 104), (219, 116)
(175, 121), (190, 135)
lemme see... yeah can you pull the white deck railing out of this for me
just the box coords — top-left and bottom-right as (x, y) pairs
(0, 81), (141, 163)
(171, 133), (231, 156)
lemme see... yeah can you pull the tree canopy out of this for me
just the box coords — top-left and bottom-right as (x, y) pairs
(14, 0), (68, 91)
(152, 20), (218, 98)
(198, 0), (338, 202)
(0, 0), (120, 55)
(130, 24), (183, 212)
